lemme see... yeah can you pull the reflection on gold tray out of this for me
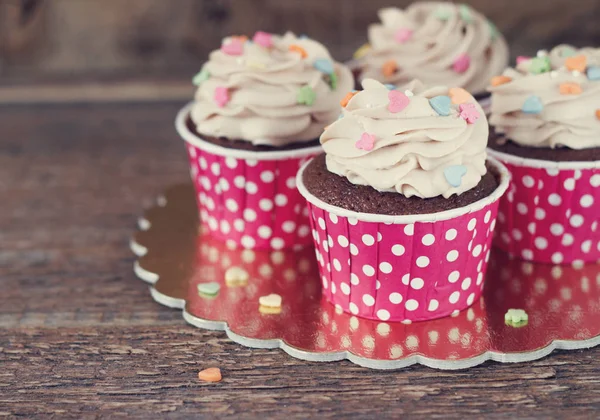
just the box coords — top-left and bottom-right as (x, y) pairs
(131, 184), (600, 370)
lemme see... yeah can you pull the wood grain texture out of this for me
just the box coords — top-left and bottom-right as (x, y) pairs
(2, 101), (600, 417)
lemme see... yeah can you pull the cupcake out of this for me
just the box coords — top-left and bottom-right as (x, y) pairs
(296, 79), (510, 322)
(488, 45), (600, 265)
(353, 3), (508, 104)
(176, 32), (353, 250)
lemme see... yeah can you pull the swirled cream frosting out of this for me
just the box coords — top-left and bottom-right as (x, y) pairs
(354, 3), (508, 95)
(321, 79), (488, 199)
(190, 32), (353, 147)
(489, 45), (600, 149)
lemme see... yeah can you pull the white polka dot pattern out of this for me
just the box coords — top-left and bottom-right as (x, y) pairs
(186, 144), (318, 250)
(493, 158), (600, 264)
(307, 194), (502, 322)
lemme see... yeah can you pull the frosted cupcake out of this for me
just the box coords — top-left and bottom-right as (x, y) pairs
(353, 3), (508, 102)
(176, 32), (353, 250)
(488, 45), (600, 264)
(297, 79), (510, 322)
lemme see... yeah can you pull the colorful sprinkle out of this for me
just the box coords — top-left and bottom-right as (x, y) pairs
(246, 59), (266, 69)
(356, 132), (376, 151)
(384, 83), (396, 90)
(289, 44), (308, 58)
(198, 368), (222, 383)
(459, 103), (480, 124)
(340, 91), (357, 107)
(488, 20), (499, 40)
(586, 66), (600, 81)
(353, 43), (371, 59)
(429, 95), (451, 116)
(504, 308), (528, 327)
(325, 72), (338, 90)
(529, 56), (551, 74)
(394, 28), (413, 43)
(536, 49), (548, 58)
(433, 5), (452, 20)
(444, 165), (467, 187)
(452, 53), (471, 73)
(313, 58), (334, 74)
(561, 46), (577, 57)
(516, 56), (530, 65)
(296, 85), (316, 105)
(382, 60), (398, 77)
(459, 4), (472, 23)
(404, 90), (414, 97)
(225, 266), (249, 286)
(252, 31), (273, 48)
(214, 86), (230, 108)
(388, 90), (410, 113)
(449, 87), (471, 105)
(490, 75), (512, 86)
(259, 293), (282, 308)
(197, 282), (220, 297)
(565, 55), (587, 72)
(221, 39), (244, 56)
(559, 82), (583, 95)
(596, 110), (600, 120)
(192, 68), (210, 86)
(522, 95), (543, 114)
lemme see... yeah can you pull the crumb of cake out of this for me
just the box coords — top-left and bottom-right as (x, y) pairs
(198, 368), (222, 383)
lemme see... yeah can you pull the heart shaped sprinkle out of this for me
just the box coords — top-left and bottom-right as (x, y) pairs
(504, 308), (528, 327)
(340, 91), (357, 107)
(225, 266), (249, 285)
(459, 4), (472, 23)
(197, 282), (221, 296)
(522, 95), (543, 114)
(252, 31), (273, 48)
(449, 87), (471, 104)
(452, 53), (470, 73)
(490, 75), (512, 86)
(444, 165), (467, 187)
(353, 43), (371, 59)
(356, 132), (376, 151)
(559, 82), (583, 95)
(516, 56), (530, 65)
(259, 293), (282, 308)
(198, 368), (222, 383)
(565, 55), (587, 72)
(388, 90), (410, 113)
(324, 72), (338, 90)
(529, 56), (551, 74)
(313, 58), (334, 74)
(289, 44), (308, 58)
(296, 85), (316, 105)
(429, 95), (452, 116)
(221, 39), (244, 56)
(587, 66), (600, 81)
(382, 60), (398, 77)
(192, 68), (210, 86)
(384, 83), (396, 90)
(561, 46), (577, 57)
(459, 103), (480, 124)
(214, 86), (230, 108)
(394, 28), (413, 43)
(596, 110), (600, 120)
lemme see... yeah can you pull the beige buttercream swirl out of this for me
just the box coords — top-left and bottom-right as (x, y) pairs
(356, 3), (508, 95)
(322, 79), (488, 199)
(190, 32), (353, 147)
(489, 45), (600, 149)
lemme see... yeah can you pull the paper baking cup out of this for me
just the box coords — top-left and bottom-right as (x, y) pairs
(488, 149), (600, 265)
(296, 157), (511, 322)
(176, 103), (321, 250)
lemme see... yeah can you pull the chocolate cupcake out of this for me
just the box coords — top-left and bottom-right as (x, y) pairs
(297, 79), (510, 322)
(352, 3), (509, 105)
(487, 45), (600, 264)
(176, 32), (353, 250)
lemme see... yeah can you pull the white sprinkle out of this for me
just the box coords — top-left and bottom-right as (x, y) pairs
(404, 90), (414, 97)
(536, 49), (548, 57)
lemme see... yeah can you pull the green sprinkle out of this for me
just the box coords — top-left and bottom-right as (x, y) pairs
(192, 68), (210, 86)
(504, 308), (529, 327)
(297, 85), (316, 106)
(197, 282), (220, 297)
(459, 4), (472, 23)
(561, 46), (577, 57)
(325, 72), (338, 90)
(488, 20), (499, 41)
(433, 5), (452, 20)
(529, 56), (551, 74)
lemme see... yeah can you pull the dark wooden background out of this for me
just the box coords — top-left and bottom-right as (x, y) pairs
(2, 0), (600, 417)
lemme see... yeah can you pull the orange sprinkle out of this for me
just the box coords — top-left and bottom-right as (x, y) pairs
(565, 55), (587, 72)
(340, 91), (357, 107)
(231, 35), (248, 43)
(559, 82), (583, 95)
(595, 110), (600, 120)
(448, 87), (471, 105)
(491, 75), (512, 86)
(198, 368), (222, 383)
(289, 44), (308, 58)
(382, 60), (398, 77)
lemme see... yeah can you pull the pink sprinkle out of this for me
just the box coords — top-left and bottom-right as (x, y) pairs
(355, 132), (376, 151)
(253, 31), (273, 48)
(394, 28), (413, 43)
(221, 39), (244, 56)
(214, 87), (230, 108)
(459, 103), (480, 124)
(453, 53), (471, 73)
(516, 55), (531, 65)
(388, 90), (410, 113)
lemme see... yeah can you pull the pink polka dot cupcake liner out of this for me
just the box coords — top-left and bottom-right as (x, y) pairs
(488, 149), (600, 265)
(176, 103), (321, 250)
(297, 157), (511, 322)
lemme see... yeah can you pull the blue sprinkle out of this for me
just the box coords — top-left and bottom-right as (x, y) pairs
(313, 58), (334, 74)
(429, 95), (452, 116)
(299, 34), (309, 39)
(587, 66), (600, 81)
(522, 95), (543, 114)
(384, 83), (396, 90)
(444, 165), (468, 187)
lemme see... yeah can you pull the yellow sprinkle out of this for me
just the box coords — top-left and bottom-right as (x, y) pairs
(353, 43), (371, 59)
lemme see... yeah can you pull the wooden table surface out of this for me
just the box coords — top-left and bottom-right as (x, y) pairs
(2, 100), (600, 418)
